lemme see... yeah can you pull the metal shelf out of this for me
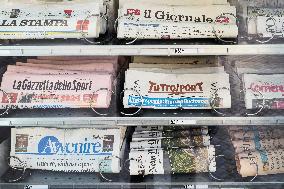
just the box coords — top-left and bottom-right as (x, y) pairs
(0, 54), (282, 127)
(1, 181), (283, 189)
(0, 44), (284, 56)
(1, 123), (283, 189)
(0, 116), (283, 127)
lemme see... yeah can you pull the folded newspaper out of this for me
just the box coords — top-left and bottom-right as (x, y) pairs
(247, 7), (284, 38)
(119, 4), (236, 25)
(129, 146), (216, 175)
(135, 126), (208, 132)
(130, 135), (210, 149)
(117, 20), (238, 39)
(132, 56), (218, 65)
(0, 0), (106, 39)
(228, 124), (284, 177)
(256, 16), (284, 38)
(229, 128), (284, 141)
(235, 60), (284, 75)
(129, 63), (222, 70)
(0, 57), (118, 109)
(132, 128), (209, 140)
(243, 74), (284, 109)
(0, 73), (112, 109)
(6, 65), (113, 75)
(236, 148), (284, 177)
(36, 56), (120, 61)
(117, 1), (237, 39)
(14, 62), (116, 74)
(123, 70), (231, 109)
(10, 127), (126, 173)
(131, 66), (225, 74)
(227, 125), (279, 135)
(232, 138), (284, 154)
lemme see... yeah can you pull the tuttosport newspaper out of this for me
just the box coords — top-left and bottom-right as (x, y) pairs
(123, 70), (231, 109)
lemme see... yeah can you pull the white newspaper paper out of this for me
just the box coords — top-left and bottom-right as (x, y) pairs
(135, 126), (208, 132)
(130, 136), (211, 149)
(129, 149), (164, 175)
(247, 7), (284, 36)
(256, 16), (284, 38)
(119, 4), (236, 25)
(117, 19), (238, 39)
(123, 70), (231, 109)
(10, 127), (126, 173)
(243, 74), (284, 109)
(0, 0), (105, 39)
(132, 128), (209, 139)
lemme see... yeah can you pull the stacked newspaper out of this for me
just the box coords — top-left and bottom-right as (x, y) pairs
(36, 0), (117, 32)
(117, 0), (238, 39)
(129, 126), (216, 175)
(227, 126), (284, 177)
(234, 58), (284, 110)
(243, 74), (284, 109)
(0, 0), (111, 39)
(10, 127), (126, 173)
(239, 0), (284, 39)
(0, 56), (120, 109)
(123, 56), (231, 109)
(234, 56), (284, 75)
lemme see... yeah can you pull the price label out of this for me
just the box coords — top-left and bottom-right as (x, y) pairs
(24, 185), (48, 189)
(174, 48), (185, 54)
(170, 120), (197, 125)
(184, 185), (208, 189)
(173, 48), (198, 55)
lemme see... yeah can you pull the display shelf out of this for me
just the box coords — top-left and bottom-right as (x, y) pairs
(0, 54), (282, 127)
(0, 116), (283, 127)
(1, 126), (283, 189)
(1, 182), (283, 189)
(1, 175), (283, 189)
(0, 0), (283, 188)
(0, 44), (284, 56)
(0, 103), (283, 126)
